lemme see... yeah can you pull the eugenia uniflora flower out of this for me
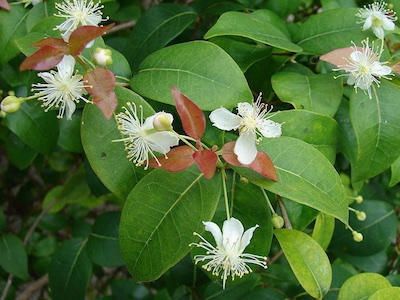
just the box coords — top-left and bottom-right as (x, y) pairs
(356, 1), (397, 39)
(32, 55), (89, 120)
(209, 94), (281, 165)
(113, 103), (179, 169)
(54, 0), (108, 41)
(190, 217), (267, 289)
(335, 39), (393, 99)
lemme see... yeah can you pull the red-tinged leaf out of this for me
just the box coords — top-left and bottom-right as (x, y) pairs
(193, 150), (218, 179)
(320, 46), (363, 69)
(392, 65), (400, 74)
(171, 86), (206, 140)
(84, 68), (117, 119)
(20, 46), (66, 71)
(33, 38), (68, 49)
(68, 23), (115, 56)
(222, 141), (278, 181)
(148, 145), (195, 172)
(0, 0), (10, 10)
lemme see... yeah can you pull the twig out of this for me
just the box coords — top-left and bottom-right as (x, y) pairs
(277, 196), (292, 229)
(107, 20), (136, 34)
(16, 274), (49, 300)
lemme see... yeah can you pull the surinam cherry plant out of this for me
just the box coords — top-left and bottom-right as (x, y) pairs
(1, 0), (400, 299)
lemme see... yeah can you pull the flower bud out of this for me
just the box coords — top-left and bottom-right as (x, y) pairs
(153, 112), (173, 131)
(271, 213), (284, 229)
(93, 48), (113, 66)
(239, 176), (249, 184)
(352, 231), (363, 242)
(355, 195), (363, 204)
(1, 96), (23, 113)
(355, 211), (366, 221)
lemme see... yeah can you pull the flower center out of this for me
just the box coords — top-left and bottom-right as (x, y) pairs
(358, 60), (371, 75)
(241, 114), (258, 132)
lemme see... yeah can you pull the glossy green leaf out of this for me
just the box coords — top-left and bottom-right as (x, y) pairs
(87, 211), (124, 267)
(81, 86), (151, 199)
(49, 238), (92, 300)
(272, 110), (339, 163)
(262, 0), (302, 18)
(204, 10), (302, 52)
(350, 80), (400, 183)
(274, 228), (332, 298)
(293, 8), (373, 55)
(338, 273), (391, 300)
(3, 103), (59, 155)
(281, 198), (319, 231)
(331, 200), (397, 256)
(271, 72), (343, 117)
(131, 41), (252, 111)
(0, 5), (28, 65)
(58, 114), (83, 153)
(312, 213), (335, 250)
(369, 287), (400, 299)
(335, 98), (357, 163)
(119, 166), (221, 282)
(234, 137), (348, 224)
(0, 235), (29, 280)
(389, 155), (400, 187)
(124, 3), (197, 71)
(6, 133), (38, 169)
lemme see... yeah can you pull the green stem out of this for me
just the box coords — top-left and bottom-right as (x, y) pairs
(221, 169), (230, 220)
(261, 188), (276, 214)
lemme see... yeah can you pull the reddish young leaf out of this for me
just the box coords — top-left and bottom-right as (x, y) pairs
(171, 86), (206, 140)
(68, 23), (115, 56)
(148, 145), (195, 172)
(0, 0), (10, 10)
(320, 46), (363, 69)
(20, 46), (66, 71)
(222, 141), (278, 181)
(33, 38), (68, 49)
(193, 150), (218, 179)
(84, 68), (117, 119)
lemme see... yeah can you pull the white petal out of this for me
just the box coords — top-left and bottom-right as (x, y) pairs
(65, 99), (76, 120)
(238, 224), (259, 253)
(145, 131), (178, 154)
(347, 75), (356, 86)
(57, 55), (75, 79)
(203, 221), (223, 247)
(257, 119), (282, 138)
(382, 17), (395, 30)
(222, 218), (244, 252)
(209, 108), (241, 131)
(350, 51), (363, 62)
(237, 102), (253, 117)
(372, 26), (384, 39)
(142, 115), (156, 131)
(234, 131), (257, 165)
(363, 16), (372, 30)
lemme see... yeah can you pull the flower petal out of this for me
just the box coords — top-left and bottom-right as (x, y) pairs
(57, 55), (75, 79)
(382, 17), (395, 30)
(237, 102), (253, 117)
(257, 119), (282, 138)
(372, 26), (384, 39)
(209, 108), (241, 131)
(234, 130), (257, 165)
(222, 218), (244, 253)
(363, 16), (373, 30)
(203, 221), (223, 247)
(65, 99), (76, 120)
(145, 131), (179, 154)
(239, 224), (259, 253)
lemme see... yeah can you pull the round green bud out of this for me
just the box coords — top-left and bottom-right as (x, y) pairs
(1, 95), (23, 113)
(355, 195), (363, 204)
(153, 112), (173, 131)
(271, 213), (284, 229)
(356, 211), (366, 221)
(93, 48), (113, 66)
(352, 231), (363, 242)
(239, 176), (249, 184)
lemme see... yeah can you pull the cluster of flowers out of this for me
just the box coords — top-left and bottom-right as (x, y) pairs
(333, 1), (397, 99)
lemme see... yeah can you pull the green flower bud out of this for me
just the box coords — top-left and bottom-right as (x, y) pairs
(271, 213), (284, 229)
(352, 231), (363, 242)
(1, 96), (23, 113)
(153, 112), (173, 131)
(93, 48), (113, 66)
(355, 211), (366, 221)
(355, 195), (363, 204)
(239, 176), (249, 184)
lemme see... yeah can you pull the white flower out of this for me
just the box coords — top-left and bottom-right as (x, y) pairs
(357, 1), (397, 39)
(209, 94), (281, 165)
(335, 39), (393, 99)
(113, 103), (179, 169)
(55, 0), (108, 42)
(32, 55), (89, 120)
(93, 47), (112, 66)
(190, 217), (267, 289)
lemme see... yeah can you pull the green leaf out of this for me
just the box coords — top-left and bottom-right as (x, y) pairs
(350, 81), (400, 183)
(262, 0), (302, 18)
(312, 213), (335, 250)
(331, 200), (397, 256)
(49, 238), (92, 300)
(272, 110), (339, 163)
(81, 86), (151, 199)
(3, 103), (59, 155)
(293, 8), (373, 55)
(0, 235), (29, 280)
(271, 72), (343, 117)
(131, 40), (252, 111)
(281, 198), (319, 231)
(338, 273), (391, 300)
(87, 211), (124, 267)
(0, 5), (28, 65)
(369, 287), (400, 299)
(6, 133), (38, 169)
(204, 10), (302, 52)
(235, 137), (348, 224)
(119, 166), (221, 282)
(124, 3), (197, 72)
(274, 228), (332, 298)
(58, 114), (83, 153)
(389, 155), (400, 187)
